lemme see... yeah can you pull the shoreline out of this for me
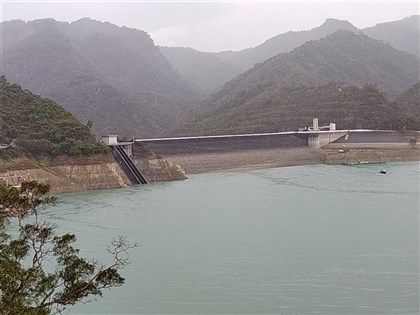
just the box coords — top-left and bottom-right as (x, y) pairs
(163, 147), (420, 176)
(1, 148), (418, 193)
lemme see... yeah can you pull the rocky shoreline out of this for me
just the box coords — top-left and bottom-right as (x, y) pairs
(1, 147), (418, 193)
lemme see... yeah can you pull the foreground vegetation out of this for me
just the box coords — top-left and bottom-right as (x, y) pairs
(0, 181), (137, 314)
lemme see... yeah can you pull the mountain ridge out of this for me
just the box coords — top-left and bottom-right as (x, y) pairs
(161, 16), (419, 96)
(176, 30), (420, 136)
(0, 18), (202, 137)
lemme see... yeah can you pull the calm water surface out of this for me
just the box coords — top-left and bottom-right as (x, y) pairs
(42, 163), (419, 314)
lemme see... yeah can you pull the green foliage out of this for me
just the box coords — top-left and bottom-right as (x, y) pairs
(178, 30), (420, 136)
(180, 83), (420, 136)
(0, 181), (137, 314)
(0, 76), (107, 157)
(0, 148), (20, 159)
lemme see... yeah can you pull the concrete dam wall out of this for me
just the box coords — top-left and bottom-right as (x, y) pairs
(137, 133), (325, 174)
(138, 133), (308, 156)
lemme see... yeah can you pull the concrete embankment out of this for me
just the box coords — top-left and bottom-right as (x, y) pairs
(139, 131), (420, 174)
(148, 147), (419, 174)
(162, 148), (325, 174)
(139, 134), (323, 174)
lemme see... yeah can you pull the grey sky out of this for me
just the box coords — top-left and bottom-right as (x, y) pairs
(2, 1), (419, 52)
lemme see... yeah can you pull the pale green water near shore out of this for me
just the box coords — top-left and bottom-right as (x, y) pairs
(42, 163), (419, 314)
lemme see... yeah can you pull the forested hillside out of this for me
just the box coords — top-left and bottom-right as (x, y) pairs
(178, 31), (419, 136)
(207, 30), (419, 104)
(0, 76), (105, 157)
(0, 18), (201, 137)
(178, 84), (414, 136)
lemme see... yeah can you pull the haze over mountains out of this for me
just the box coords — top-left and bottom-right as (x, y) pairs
(1, 15), (419, 138)
(363, 15), (420, 57)
(159, 46), (243, 95)
(162, 15), (419, 95)
(1, 18), (200, 137)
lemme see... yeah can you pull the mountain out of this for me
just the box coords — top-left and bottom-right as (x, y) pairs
(160, 19), (358, 96)
(159, 46), (243, 95)
(179, 84), (414, 136)
(0, 76), (104, 157)
(161, 17), (419, 96)
(363, 15), (420, 57)
(178, 31), (419, 135)
(0, 18), (201, 137)
(213, 19), (359, 72)
(212, 30), (419, 100)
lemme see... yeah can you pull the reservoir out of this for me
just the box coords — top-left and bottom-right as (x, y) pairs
(42, 163), (419, 314)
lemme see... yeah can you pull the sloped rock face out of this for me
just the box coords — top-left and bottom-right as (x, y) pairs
(133, 156), (187, 182)
(0, 145), (188, 193)
(0, 162), (130, 193)
(131, 142), (187, 182)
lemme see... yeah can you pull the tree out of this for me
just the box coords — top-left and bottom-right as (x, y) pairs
(0, 181), (138, 315)
(86, 120), (94, 129)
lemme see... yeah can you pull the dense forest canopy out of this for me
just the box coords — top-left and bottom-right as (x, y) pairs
(177, 84), (420, 136)
(0, 76), (106, 157)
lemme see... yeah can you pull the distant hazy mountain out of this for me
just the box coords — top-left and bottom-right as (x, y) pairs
(159, 46), (243, 95)
(162, 17), (419, 96)
(178, 31), (419, 135)
(213, 16), (420, 73)
(363, 15), (419, 57)
(213, 18), (359, 71)
(1, 18), (201, 137)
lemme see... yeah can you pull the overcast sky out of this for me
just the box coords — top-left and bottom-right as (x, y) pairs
(1, 1), (419, 52)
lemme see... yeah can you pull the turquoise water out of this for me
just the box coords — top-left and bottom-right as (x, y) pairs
(42, 163), (419, 314)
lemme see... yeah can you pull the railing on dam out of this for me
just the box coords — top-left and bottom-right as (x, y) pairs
(111, 145), (148, 184)
(135, 130), (351, 154)
(135, 129), (409, 153)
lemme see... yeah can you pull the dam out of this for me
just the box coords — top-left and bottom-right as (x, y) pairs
(101, 127), (418, 182)
(133, 130), (358, 175)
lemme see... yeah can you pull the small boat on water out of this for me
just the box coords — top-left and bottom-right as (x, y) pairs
(379, 169), (387, 174)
